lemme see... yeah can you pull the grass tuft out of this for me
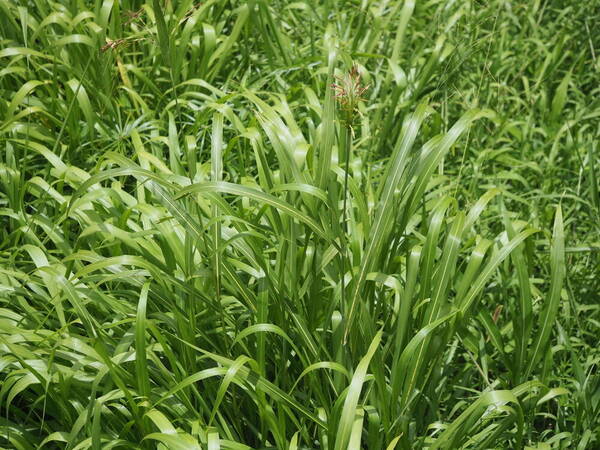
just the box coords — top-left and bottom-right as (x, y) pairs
(1, 1), (599, 448)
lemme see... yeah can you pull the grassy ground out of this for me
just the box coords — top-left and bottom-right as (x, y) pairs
(1, 0), (599, 448)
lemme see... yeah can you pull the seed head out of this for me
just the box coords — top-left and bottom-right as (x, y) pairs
(101, 37), (145, 53)
(331, 65), (369, 125)
(122, 8), (144, 26)
(101, 38), (128, 52)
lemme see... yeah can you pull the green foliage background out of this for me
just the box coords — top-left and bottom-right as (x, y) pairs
(1, 0), (599, 448)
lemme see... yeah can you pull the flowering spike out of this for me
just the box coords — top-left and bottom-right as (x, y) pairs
(331, 65), (369, 126)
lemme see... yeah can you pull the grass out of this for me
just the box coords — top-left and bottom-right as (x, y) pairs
(1, 0), (599, 448)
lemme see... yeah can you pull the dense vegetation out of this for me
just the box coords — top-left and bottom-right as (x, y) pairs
(1, 0), (599, 448)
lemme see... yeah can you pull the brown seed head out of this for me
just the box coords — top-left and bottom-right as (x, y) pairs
(331, 65), (369, 125)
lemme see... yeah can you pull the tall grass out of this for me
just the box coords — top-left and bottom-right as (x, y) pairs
(1, 1), (599, 449)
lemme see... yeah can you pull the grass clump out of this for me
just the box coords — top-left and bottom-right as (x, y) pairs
(1, 1), (599, 449)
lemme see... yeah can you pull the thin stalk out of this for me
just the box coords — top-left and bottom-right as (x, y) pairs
(340, 124), (353, 322)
